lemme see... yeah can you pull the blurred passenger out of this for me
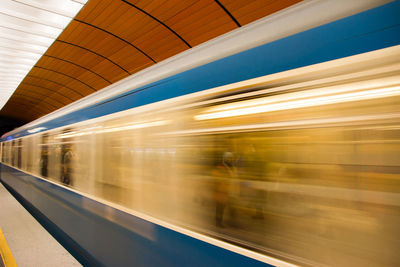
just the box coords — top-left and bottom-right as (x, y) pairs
(61, 143), (74, 186)
(212, 151), (238, 228)
(40, 149), (48, 177)
(40, 134), (49, 178)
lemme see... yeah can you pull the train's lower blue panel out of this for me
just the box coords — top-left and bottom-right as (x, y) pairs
(0, 164), (271, 267)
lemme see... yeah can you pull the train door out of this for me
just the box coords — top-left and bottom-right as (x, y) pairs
(17, 139), (22, 169)
(40, 133), (49, 178)
(63, 126), (93, 192)
(25, 136), (33, 173)
(11, 140), (16, 167)
(47, 132), (61, 182)
(4, 141), (10, 165)
(98, 125), (124, 204)
(21, 138), (27, 171)
(59, 129), (76, 186)
(0, 142), (3, 163)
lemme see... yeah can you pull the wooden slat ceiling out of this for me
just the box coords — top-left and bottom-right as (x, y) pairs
(0, 0), (302, 123)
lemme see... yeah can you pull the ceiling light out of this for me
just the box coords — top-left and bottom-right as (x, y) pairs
(0, 0), (88, 110)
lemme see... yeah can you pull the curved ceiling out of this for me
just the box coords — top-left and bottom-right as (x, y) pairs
(0, 0), (302, 123)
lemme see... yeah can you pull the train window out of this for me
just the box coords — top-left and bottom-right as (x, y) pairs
(97, 127), (124, 204)
(21, 139), (26, 170)
(43, 132), (60, 183)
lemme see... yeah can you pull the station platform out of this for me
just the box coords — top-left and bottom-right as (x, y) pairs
(0, 182), (80, 267)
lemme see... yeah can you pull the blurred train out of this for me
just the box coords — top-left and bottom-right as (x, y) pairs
(1, 1), (400, 266)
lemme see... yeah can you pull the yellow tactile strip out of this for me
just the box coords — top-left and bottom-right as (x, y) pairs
(0, 228), (17, 267)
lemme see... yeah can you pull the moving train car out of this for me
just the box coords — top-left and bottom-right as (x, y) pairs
(1, 1), (400, 266)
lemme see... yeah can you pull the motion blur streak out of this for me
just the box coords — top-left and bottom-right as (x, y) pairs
(2, 45), (400, 266)
(195, 84), (400, 120)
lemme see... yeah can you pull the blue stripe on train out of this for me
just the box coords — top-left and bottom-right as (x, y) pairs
(0, 164), (273, 267)
(6, 0), (400, 140)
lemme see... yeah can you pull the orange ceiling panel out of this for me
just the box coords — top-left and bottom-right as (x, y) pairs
(0, 0), (302, 123)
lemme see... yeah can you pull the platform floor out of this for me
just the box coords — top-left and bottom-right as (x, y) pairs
(0, 182), (81, 267)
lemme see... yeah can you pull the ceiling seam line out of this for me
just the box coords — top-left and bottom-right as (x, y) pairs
(13, 97), (51, 112)
(12, 89), (62, 103)
(0, 25), (54, 39)
(13, 94), (60, 109)
(214, 0), (241, 27)
(0, 44), (42, 55)
(25, 106), (53, 118)
(32, 102), (57, 114)
(74, 19), (157, 64)
(0, 36), (48, 48)
(12, 0), (74, 18)
(11, 99), (52, 113)
(14, 89), (66, 106)
(34, 66), (96, 92)
(56, 40), (131, 74)
(44, 55), (112, 84)
(25, 77), (78, 101)
(11, 94), (60, 109)
(25, 102), (58, 119)
(22, 83), (74, 103)
(3, 107), (42, 120)
(120, 0), (192, 48)
(0, 11), (64, 29)
(6, 103), (42, 116)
